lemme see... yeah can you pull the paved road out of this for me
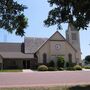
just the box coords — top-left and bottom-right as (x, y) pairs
(0, 71), (90, 87)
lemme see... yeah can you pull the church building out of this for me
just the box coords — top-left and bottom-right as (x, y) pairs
(0, 24), (81, 69)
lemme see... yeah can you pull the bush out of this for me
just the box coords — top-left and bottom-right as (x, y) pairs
(48, 67), (56, 71)
(66, 67), (75, 71)
(71, 63), (77, 67)
(66, 62), (69, 67)
(84, 66), (90, 69)
(74, 65), (82, 70)
(38, 65), (48, 71)
(85, 55), (90, 64)
(57, 56), (65, 68)
(58, 67), (64, 71)
(66, 62), (76, 67)
(48, 60), (55, 67)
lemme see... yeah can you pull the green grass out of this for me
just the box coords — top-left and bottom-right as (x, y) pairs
(0, 85), (90, 90)
(0, 69), (22, 72)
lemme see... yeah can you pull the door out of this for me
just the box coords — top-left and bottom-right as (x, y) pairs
(23, 60), (30, 69)
(27, 60), (30, 69)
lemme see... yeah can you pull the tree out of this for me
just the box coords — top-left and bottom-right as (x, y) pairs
(0, 0), (28, 36)
(44, 0), (90, 30)
(85, 55), (90, 64)
(57, 56), (65, 68)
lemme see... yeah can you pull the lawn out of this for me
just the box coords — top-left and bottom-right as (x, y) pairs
(0, 70), (22, 72)
(0, 85), (90, 90)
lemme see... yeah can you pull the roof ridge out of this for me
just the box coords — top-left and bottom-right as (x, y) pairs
(25, 37), (48, 39)
(0, 42), (22, 44)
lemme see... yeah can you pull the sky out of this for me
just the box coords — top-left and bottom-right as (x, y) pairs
(0, 0), (90, 59)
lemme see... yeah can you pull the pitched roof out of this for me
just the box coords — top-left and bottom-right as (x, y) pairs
(0, 31), (76, 58)
(24, 37), (48, 53)
(0, 43), (34, 59)
(36, 31), (77, 52)
(0, 52), (34, 59)
(0, 43), (22, 52)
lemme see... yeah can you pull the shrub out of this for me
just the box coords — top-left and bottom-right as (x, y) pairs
(71, 63), (77, 67)
(38, 65), (48, 71)
(84, 66), (90, 69)
(85, 55), (90, 64)
(48, 67), (56, 71)
(66, 62), (69, 67)
(48, 60), (55, 67)
(58, 67), (64, 71)
(67, 62), (76, 67)
(74, 65), (82, 70)
(57, 56), (65, 68)
(66, 67), (75, 71)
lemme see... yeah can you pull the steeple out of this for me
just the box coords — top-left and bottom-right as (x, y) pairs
(66, 23), (81, 64)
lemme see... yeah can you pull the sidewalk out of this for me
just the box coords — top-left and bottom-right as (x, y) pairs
(82, 68), (90, 71)
(22, 69), (34, 72)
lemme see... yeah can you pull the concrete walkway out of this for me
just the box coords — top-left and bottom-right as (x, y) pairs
(82, 69), (90, 71)
(22, 69), (34, 72)
(0, 71), (90, 87)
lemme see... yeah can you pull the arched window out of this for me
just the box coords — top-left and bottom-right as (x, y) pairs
(43, 53), (47, 64)
(68, 53), (72, 64)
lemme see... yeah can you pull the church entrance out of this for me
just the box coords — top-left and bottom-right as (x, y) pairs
(23, 60), (30, 69)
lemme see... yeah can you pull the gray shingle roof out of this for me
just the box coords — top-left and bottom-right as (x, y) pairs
(0, 43), (34, 59)
(0, 43), (22, 52)
(24, 37), (48, 53)
(0, 52), (34, 59)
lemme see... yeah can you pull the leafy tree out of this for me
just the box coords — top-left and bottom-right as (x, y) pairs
(0, 0), (27, 36)
(85, 55), (90, 64)
(44, 0), (90, 30)
(57, 56), (65, 68)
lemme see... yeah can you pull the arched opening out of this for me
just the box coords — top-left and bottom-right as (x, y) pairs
(68, 53), (72, 66)
(43, 53), (47, 64)
(34, 53), (38, 59)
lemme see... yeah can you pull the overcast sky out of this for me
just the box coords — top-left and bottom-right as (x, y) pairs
(0, 0), (90, 59)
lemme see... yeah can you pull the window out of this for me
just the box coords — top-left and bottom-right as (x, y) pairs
(67, 34), (69, 41)
(68, 53), (72, 64)
(72, 33), (77, 40)
(43, 53), (47, 64)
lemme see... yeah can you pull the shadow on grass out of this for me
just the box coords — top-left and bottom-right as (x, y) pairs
(69, 85), (90, 90)
(0, 85), (90, 90)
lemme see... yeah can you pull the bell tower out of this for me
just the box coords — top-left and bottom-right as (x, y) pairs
(66, 23), (81, 64)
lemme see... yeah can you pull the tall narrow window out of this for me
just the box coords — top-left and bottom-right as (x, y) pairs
(68, 53), (72, 65)
(72, 33), (77, 40)
(43, 53), (47, 64)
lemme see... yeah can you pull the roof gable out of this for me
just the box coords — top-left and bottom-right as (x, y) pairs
(49, 31), (65, 41)
(36, 31), (77, 53)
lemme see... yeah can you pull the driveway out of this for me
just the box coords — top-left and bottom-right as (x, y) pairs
(0, 71), (90, 87)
